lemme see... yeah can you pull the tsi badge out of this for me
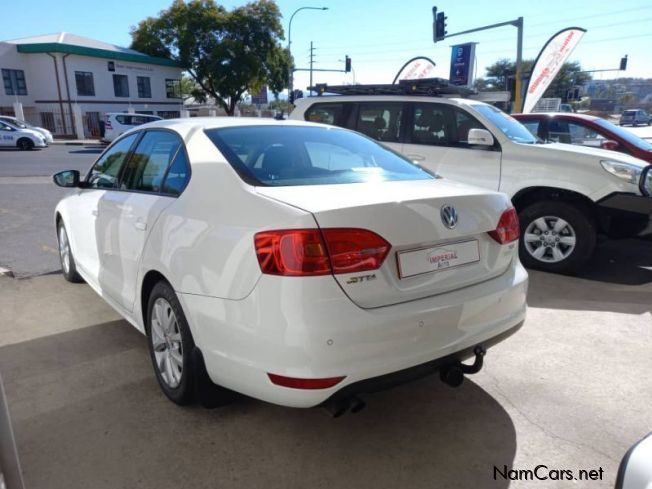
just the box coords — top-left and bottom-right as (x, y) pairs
(440, 204), (458, 229)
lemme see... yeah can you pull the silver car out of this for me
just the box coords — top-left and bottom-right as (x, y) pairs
(619, 109), (650, 126)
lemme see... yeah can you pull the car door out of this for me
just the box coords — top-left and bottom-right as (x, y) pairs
(0, 121), (16, 146)
(67, 133), (140, 286)
(96, 129), (185, 312)
(401, 102), (501, 190)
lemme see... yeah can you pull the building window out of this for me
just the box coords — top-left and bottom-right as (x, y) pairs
(75, 71), (95, 96)
(2, 69), (27, 96)
(137, 76), (151, 98)
(113, 74), (129, 97)
(157, 111), (180, 119)
(165, 79), (181, 99)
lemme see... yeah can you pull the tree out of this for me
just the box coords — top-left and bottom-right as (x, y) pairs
(484, 58), (591, 99)
(131, 0), (291, 115)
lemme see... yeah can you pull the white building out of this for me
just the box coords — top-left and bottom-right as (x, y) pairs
(0, 32), (184, 138)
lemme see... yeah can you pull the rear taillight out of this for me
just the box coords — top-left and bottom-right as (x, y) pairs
(322, 228), (390, 274)
(488, 208), (520, 244)
(105, 117), (112, 130)
(254, 228), (391, 277)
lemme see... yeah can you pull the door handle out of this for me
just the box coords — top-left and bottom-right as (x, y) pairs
(134, 220), (147, 231)
(406, 154), (425, 161)
(91, 209), (98, 217)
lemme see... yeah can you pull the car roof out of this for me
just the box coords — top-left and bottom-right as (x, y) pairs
(294, 95), (484, 108)
(513, 112), (599, 121)
(134, 117), (334, 137)
(107, 112), (161, 117)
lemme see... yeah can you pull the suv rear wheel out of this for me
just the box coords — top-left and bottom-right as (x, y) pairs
(518, 201), (596, 274)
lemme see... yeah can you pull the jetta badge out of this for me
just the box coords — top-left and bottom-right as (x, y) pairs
(440, 204), (458, 229)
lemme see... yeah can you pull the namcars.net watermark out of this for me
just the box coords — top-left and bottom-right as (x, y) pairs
(494, 465), (604, 482)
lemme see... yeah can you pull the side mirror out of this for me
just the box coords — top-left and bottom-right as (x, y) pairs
(53, 170), (80, 188)
(468, 128), (494, 147)
(601, 140), (620, 151)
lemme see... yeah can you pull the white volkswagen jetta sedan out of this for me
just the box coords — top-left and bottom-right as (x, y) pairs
(53, 118), (527, 413)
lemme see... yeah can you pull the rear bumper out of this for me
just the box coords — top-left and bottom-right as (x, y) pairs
(179, 259), (528, 408)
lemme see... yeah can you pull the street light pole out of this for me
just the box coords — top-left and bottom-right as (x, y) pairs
(288, 6), (328, 100)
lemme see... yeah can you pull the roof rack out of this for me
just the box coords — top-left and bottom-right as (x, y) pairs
(308, 78), (476, 97)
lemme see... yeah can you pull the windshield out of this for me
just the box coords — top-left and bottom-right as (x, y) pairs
(471, 104), (537, 144)
(1, 118), (28, 129)
(594, 118), (652, 151)
(206, 125), (435, 187)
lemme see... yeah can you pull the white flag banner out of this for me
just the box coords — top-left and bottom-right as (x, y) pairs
(522, 27), (586, 113)
(393, 57), (437, 84)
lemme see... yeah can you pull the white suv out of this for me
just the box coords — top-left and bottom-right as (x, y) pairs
(291, 82), (652, 274)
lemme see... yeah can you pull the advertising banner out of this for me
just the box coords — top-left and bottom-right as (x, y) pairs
(449, 43), (476, 87)
(522, 27), (586, 113)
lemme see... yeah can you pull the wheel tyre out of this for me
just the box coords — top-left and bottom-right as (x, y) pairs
(17, 138), (34, 151)
(518, 201), (596, 274)
(146, 281), (197, 405)
(57, 222), (83, 283)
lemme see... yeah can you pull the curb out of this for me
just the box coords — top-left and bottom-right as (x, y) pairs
(0, 267), (14, 278)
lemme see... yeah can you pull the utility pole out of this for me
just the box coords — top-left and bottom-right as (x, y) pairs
(309, 41), (315, 95)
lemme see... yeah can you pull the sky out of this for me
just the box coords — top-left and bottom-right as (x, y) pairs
(2, 0), (651, 93)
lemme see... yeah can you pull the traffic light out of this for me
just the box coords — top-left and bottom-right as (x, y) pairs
(345, 55), (352, 73)
(620, 55), (628, 71)
(435, 11), (447, 42)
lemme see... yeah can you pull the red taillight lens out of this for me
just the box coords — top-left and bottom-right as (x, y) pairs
(254, 229), (331, 276)
(254, 228), (391, 276)
(322, 228), (391, 274)
(488, 207), (520, 244)
(267, 373), (345, 389)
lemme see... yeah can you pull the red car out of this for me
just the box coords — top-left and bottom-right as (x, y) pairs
(513, 112), (652, 163)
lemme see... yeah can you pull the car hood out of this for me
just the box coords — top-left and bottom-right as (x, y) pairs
(535, 142), (650, 169)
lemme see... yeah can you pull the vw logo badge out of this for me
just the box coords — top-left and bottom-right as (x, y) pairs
(440, 204), (458, 229)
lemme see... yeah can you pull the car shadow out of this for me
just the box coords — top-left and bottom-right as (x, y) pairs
(527, 237), (652, 315)
(0, 320), (516, 489)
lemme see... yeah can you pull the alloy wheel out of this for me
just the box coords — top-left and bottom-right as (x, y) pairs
(151, 297), (184, 388)
(523, 216), (577, 263)
(58, 226), (71, 274)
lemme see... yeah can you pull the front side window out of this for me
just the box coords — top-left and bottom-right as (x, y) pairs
(2, 69), (27, 96)
(165, 79), (181, 99)
(87, 133), (139, 189)
(75, 71), (95, 96)
(137, 76), (151, 98)
(121, 131), (181, 193)
(520, 120), (542, 139)
(355, 103), (402, 142)
(206, 125), (433, 187)
(113, 74), (129, 97)
(471, 104), (537, 144)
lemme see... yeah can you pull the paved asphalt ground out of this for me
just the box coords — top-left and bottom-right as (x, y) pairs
(0, 133), (651, 488)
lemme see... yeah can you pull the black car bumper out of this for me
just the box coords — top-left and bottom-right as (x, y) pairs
(597, 187), (652, 237)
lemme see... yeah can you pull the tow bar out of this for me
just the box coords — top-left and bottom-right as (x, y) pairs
(440, 346), (486, 388)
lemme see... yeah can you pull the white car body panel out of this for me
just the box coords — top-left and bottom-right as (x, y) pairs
(54, 117), (528, 407)
(292, 96), (649, 202)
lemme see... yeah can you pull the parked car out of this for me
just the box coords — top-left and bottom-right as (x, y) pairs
(102, 112), (162, 143)
(512, 112), (652, 163)
(52, 117), (527, 411)
(0, 119), (48, 150)
(0, 115), (53, 143)
(559, 103), (574, 113)
(619, 109), (650, 126)
(291, 80), (652, 274)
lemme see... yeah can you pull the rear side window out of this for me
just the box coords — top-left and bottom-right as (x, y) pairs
(162, 150), (190, 196)
(355, 103), (402, 142)
(304, 103), (353, 127)
(205, 125), (433, 187)
(410, 103), (451, 145)
(87, 133), (139, 189)
(121, 131), (181, 193)
(115, 115), (131, 125)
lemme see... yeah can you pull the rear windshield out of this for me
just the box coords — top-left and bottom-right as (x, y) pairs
(205, 125), (434, 187)
(623, 110), (637, 116)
